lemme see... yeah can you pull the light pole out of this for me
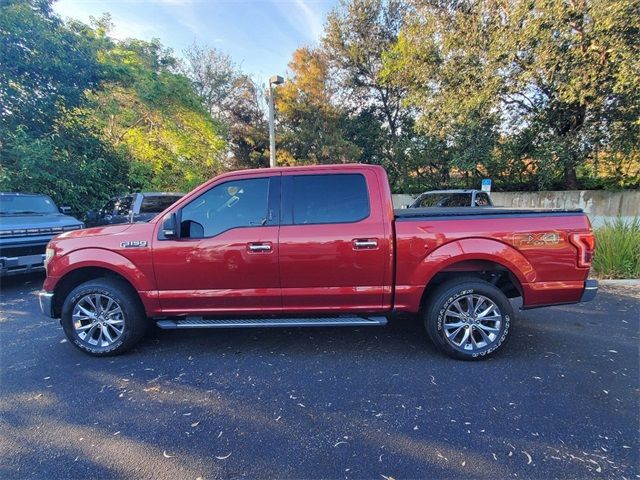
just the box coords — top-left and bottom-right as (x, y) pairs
(268, 75), (284, 168)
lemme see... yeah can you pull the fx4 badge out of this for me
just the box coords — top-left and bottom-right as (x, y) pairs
(120, 240), (148, 248)
(512, 232), (563, 248)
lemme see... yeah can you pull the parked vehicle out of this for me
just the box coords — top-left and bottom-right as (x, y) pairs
(85, 192), (184, 227)
(409, 189), (493, 208)
(39, 165), (597, 360)
(0, 193), (83, 276)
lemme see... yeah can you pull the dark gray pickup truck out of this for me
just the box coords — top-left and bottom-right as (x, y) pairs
(0, 193), (84, 276)
(84, 192), (184, 228)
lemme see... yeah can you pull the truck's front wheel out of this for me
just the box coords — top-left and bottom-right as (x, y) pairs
(424, 278), (513, 360)
(61, 278), (148, 356)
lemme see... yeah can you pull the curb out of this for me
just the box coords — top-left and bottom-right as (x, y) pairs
(597, 279), (640, 286)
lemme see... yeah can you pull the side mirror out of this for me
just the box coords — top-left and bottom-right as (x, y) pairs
(59, 206), (72, 215)
(161, 212), (179, 239)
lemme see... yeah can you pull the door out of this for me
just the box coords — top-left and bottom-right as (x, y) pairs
(278, 171), (390, 313)
(152, 175), (281, 315)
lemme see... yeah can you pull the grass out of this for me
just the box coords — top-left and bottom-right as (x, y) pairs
(592, 217), (640, 279)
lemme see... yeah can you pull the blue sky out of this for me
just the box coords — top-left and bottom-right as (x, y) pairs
(53, 0), (338, 83)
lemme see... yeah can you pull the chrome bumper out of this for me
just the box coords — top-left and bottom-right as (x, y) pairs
(0, 253), (46, 276)
(580, 279), (598, 303)
(38, 291), (56, 318)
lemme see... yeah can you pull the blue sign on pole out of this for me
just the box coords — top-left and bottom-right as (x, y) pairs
(481, 178), (492, 193)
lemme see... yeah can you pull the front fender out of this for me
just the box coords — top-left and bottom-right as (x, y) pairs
(45, 248), (156, 292)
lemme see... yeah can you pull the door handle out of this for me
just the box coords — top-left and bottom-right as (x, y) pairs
(353, 239), (378, 249)
(248, 242), (272, 252)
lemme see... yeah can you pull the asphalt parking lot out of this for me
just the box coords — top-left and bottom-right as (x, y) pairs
(1, 273), (638, 479)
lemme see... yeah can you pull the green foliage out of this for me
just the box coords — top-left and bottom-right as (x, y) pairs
(385, 0), (640, 191)
(1, 0), (637, 206)
(87, 34), (226, 192)
(323, 0), (422, 190)
(276, 47), (361, 165)
(0, 0), (102, 137)
(181, 44), (269, 169)
(592, 218), (640, 279)
(0, 123), (128, 214)
(0, 3), (226, 213)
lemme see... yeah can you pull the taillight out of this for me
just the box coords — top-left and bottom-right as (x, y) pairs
(570, 233), (596, 268)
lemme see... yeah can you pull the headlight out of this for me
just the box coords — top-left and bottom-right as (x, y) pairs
(44, 247), (55, 266)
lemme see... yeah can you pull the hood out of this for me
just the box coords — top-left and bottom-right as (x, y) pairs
(57, 223), (133, 240)
(0, 213), (82, 230)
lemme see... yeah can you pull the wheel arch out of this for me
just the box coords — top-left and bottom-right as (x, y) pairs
(415, 238), (534, 311)
(52, 266), (143, 318)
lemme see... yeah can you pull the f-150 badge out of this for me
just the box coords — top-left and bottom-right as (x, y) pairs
(120, 241), (148, 248)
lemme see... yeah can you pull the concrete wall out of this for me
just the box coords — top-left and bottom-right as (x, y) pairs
(392, 190), (639, 227)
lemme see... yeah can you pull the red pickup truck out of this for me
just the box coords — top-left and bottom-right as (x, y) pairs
(39, 165), (597, 360)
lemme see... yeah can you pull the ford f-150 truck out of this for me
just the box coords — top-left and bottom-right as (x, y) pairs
(39, 165), (597, 360)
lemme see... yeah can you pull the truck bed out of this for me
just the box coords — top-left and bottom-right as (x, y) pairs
(395, 206), (584, 219)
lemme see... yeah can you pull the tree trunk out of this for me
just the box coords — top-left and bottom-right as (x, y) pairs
(563, 162), (579, 190)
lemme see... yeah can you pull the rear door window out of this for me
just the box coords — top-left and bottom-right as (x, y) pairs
(140, 195), (183, 214)
(290, 174), (369, 225)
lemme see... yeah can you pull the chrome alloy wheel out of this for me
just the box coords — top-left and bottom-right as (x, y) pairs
(443, 294), (502, 352)
(72, 294), (125, 348)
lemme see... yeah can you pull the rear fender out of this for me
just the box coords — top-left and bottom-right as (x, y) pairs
(396, 238), (536, 312)
(420, 238), (536, 286)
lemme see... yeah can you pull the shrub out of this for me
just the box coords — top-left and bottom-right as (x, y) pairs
(592, 218), (640, 279)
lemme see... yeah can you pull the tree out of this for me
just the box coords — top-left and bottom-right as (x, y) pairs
(0, 0), (103, 138)
(1, 4), (227, 211)
(0, 1), (127, 211)
(182, 44), (237, 118)
(388, 0), (640, 189)
(276, 47), (360, 165)
(181, 44), (270, 169)
(323, 0), (419, 189)
(86, 34), (226, 192)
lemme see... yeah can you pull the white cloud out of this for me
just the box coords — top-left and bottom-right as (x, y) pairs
(52, 0), (161, 40)
(292, 0), (325, 39)
(273, 0), (325, 41)
(110, 17), (159, 40)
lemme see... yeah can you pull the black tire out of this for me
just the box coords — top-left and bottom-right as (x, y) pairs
(61, 278), (148, 356)
(424, 277), (513, 360)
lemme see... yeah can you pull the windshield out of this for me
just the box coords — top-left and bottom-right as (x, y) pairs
(0, 195), (59, 215)
(413, 193), (472, 208)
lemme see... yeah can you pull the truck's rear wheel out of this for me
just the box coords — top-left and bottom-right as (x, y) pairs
(424, 277), (513, 360)
(61, 278), (148, 356)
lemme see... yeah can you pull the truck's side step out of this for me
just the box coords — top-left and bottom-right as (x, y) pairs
(155, 315), (388, 330)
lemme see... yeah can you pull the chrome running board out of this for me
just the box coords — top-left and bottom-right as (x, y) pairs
(156, 315), (388, 330)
